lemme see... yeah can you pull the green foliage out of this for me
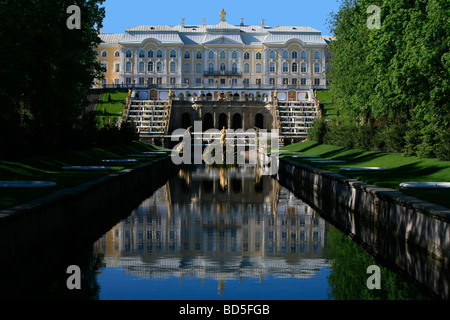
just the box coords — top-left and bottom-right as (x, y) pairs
(308, 118), (328, 144)
(0, 0), (106, 156)
(327, 0), (450, 159)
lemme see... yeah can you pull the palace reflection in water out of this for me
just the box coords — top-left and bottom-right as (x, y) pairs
(93, 166), (329, 294)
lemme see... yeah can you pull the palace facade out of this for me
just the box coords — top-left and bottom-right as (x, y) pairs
(95, 10), (333, 141)
(96, 10), (332, 93)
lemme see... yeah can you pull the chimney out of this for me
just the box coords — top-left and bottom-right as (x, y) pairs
(240, 18), (244, 26)
(181, 18), (185, 26)
(261, 19), (265, 26)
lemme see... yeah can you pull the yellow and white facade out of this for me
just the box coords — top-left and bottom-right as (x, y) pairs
(96, 10), (332, 98)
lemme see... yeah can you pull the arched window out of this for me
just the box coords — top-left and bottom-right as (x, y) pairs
(125, 61), (132, 72)
(301, 62), (307, 73)
(255, 63), (262, 73)
(301, 51), (307, 59)
(231, 51), (238, 59)
(182, 113), (191, 129)
(195, 63), (202, 73)
(244, 52), (250, 59)
(184, 62), (190, 73)
(148, 61), (154, 72)
(282, 51), (289, 59)
(156, 62), (162, 72)
(314, 63), (320, 73)
(244, 63), (250, 73)
(203, 113), (214, 130)
(101, 51), (107, 58)
(208, 63), (214, 72)
(292, 62), (298, 73)
(184, 51), (190, 59)
(291, 51), (298, 59)
(114, 50), (120, 57)
(148, 50), (154, 58)
(269, 62), (275, 73)
(232, 113), (242, 130)
(156, 50), (163, 58)
(256, 52), (262, 59)
(314, 51), (320, 59)
(269, 50), (276, 59)
(218, 113), (227, 129)
(196, 51), (202, 59)
(139, 50), (145, 58)
(282, 62), (289, 72)
(231, 63), (238, 73)
(125, 50), (132, 58)
(170, 61), (176, 72)
(139, 61), (145, 72)
(101, 61), (107, 72)
(170, 50), (177, 58)
(220, 63), (226, 72)
(255, 113), (264, 129)
(219, 51), (226, 59)
(209, 51), (215, 59)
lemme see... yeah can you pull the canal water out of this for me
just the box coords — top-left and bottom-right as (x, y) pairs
(8, 165), (432, 300)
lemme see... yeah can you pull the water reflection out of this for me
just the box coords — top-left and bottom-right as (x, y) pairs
(93, 166), (330, 298)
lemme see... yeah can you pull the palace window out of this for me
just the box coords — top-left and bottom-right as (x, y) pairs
(101, 51), (107, 58)
(283, 78), (288, 85)
(231, 78), (237, 85)
(139, 77), (145, 85)
(139, 61), (145, 72)
(196, 51), (202, 59)
(231, 63), (238, 73)
(256, 79), (261, 85)
(314, 51), (320, 59)
(148, 61), (154, 72)
(244, 63), (250, 73)
(256, 63), (262, 73)
(195, 63), (202, 73)
(157, 77), (162, 84)
(269, 62), (275, 72)
(231, 51), (238, 59)
(220, 51), (226, 59)
(326, 52), (332, 59)
(300, 78), (306, 85)
(114, 50), (120, 57)
(220, 63), (226, 72)
(291, 51), (298, 59)
(170, 50), (177, 58)
(282, 51), (289, 59)
(101, 61), (107, 72)
(157, 50), (163, 58)
(148, 50), (154, 58)
(314, 63), (320, 73)
(114, 63), (120, 73)
(139, 50), (145, 58)
(282, 62), (288, 72)
(301, 62), (307, 73)
(170, 61), (176, 72)
(243, 78), (250, 85)
(156, 62), (162, 72)
(292, 62), (298, 73)
(269, 78), (275, 85)
(301, 51), (307, 59)
(269, 51), (276, 59)
(314, 78), (321, 85)
(125, 61), (132, 72)
(184, 51), (190, 59)
(208, 63), (215, 72)
(125, 50), (132, 58)
(209, 51), (215, 59)
(243, 52), (250, 59)
(148, 77), (153, 84)
(196, 78), (202, 84)
(292, 78), (297, 85)
(184, 62), (190, 73)
(256, 52), (262, 60)
(125, 77), (132, 84)
(170, 77), (176, 84)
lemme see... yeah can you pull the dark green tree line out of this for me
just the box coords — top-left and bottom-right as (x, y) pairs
(0, 0), (106, 156)
(318, 0), (449, 159)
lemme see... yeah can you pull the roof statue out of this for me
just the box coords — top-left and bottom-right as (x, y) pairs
(220, 9), (226, 22)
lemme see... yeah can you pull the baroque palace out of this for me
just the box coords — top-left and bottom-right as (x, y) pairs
(95, 9), (333, 143)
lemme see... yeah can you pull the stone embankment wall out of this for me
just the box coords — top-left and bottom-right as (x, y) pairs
(276, 158), (450, 298)
(0, 157), (179, 264)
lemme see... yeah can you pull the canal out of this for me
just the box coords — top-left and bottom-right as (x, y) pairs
(3, 165), (437, 300)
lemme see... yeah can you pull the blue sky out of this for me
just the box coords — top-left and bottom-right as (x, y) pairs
(100, 0), (342, 35)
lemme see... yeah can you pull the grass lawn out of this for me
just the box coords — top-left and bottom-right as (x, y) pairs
(94, 88), (129, 127)
(316, 89), (351, 124)
(0, 141), (170, 210)
(280, 140), (450, 209)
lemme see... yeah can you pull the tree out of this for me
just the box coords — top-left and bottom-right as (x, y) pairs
(0, 0), (105, 155)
